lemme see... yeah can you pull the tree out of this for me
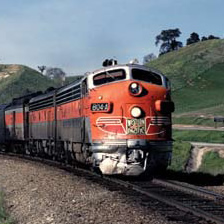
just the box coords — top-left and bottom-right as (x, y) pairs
(143, 53), (157, 64)
(45, 67), (66, 86)
(155, 28), (183, 55)
(201, 36), (208, 41)
(201, 35), (220, 42)
(208, 35), (220, 40)
(186, 32), (200, 45)
(37, 65), (46, 74)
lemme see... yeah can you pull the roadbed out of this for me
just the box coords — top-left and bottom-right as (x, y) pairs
(0, 155), (173, 224)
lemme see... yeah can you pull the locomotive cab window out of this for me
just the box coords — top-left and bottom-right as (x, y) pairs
(132, 69), (162, 85)
(93, 69), (126, 86)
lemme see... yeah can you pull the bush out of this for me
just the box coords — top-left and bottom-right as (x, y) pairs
(169, 141), (192, 172)
(199, 151), (224, 175)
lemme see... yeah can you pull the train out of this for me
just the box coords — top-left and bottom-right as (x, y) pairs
(0, 60), (174, 176)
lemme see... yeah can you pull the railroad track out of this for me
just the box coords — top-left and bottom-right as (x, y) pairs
(1, 151), (224, 224)
(107, 177), (224, 224)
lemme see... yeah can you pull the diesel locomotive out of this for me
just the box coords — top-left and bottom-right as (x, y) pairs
(0, 61), (174, 176)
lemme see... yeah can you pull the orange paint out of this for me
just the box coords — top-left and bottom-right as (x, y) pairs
(88, 80), (172, 141)
(29, 100), (82, 124)
(5, 112), (24, 126)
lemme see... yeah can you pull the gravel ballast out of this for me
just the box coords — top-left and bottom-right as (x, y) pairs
(0, 155), (175, 224)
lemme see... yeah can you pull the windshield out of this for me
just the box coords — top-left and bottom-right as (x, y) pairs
(132, 69), (162, 85)
(93, 69), (126, 86)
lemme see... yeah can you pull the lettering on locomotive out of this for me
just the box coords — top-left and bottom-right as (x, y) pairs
(91, 103), (109, 112)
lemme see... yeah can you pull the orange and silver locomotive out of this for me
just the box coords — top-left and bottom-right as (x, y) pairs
(88, 60), (174, 175)
(0, 60), (174, 176)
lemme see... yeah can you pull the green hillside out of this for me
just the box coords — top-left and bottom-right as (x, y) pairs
(0, 64), (57, 104)
(148, 39), (224, 115)
(0, 64), (83, 104)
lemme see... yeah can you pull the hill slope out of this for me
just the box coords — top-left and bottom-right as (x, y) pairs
(0, 64), (57, 104)
(148, 39), (224, 114)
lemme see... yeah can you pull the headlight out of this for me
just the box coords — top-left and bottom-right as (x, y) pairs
(129, 82), (142, 96)
(131, 107), (142, 118)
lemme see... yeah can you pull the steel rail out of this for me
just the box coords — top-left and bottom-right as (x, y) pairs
(105, 177), (224, 224)
(153, 178), (224, 201)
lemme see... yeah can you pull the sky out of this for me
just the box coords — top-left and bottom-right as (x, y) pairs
(0, 0), (223, 75)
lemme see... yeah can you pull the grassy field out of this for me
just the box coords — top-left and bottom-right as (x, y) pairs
(173, 129), (224, 143)
(173, 116), (215, 127)
(148, 39), (224, 90)
(148, 39), (224, 114)
(199, 151), (224, 175)
(168, 141), (192, 172)
(172, 63), (224, 113)
(0, 191), (13, 224)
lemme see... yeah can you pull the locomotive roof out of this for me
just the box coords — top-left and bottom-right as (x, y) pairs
(56, 76), (82, 94)
(88, 63), (164, 77)
(29, 76), (83, 103)
(5, 91), (43, 109)
(29, 89), (55, 103)
(25, 63), (165, 104)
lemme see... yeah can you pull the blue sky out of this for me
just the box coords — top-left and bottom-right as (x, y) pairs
(0, 0), (223, 75)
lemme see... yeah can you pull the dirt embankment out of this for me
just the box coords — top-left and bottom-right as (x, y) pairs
(186, 146), (224, 172)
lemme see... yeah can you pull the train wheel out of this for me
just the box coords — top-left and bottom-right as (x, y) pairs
(36, 140), (44, 158)
(64, 142), (73, 165)
(56, 141), (65, 162)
